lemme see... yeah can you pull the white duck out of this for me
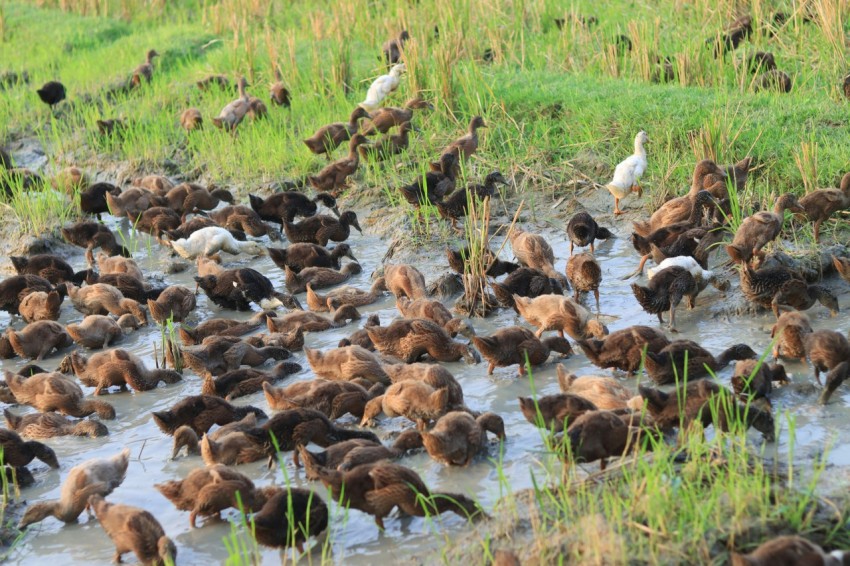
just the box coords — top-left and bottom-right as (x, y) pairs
(605, 130), (648, 215)
(359, 64), (405, 112)
(648, 256), (726, 291)
(212, 77), (250, 132)
(169, 227), (266, 259)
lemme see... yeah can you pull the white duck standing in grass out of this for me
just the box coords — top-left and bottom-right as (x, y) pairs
(168, 227), (266, 259)
(359, 64), (405, 112)
(605, 130), (648, 215)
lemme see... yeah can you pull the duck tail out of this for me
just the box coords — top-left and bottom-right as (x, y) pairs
(595, 226), (613, 240)
(235, 404), (268, 422)
(490, 283), (515, 309)
(330, 425), (380, 444)
(630, 282), (661, 314)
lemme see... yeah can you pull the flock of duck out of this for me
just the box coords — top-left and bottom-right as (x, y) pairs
(3, 14), (850, 566)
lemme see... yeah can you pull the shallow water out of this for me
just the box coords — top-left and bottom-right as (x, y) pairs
(3, 205), (849, 565)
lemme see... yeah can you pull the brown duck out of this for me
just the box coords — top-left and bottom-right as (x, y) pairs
(306, 277), (386, 312)
(263, 379), (383, 420)
(170, 412), (258, 459)
(105, 188), (165, 219)
(472, 326), (571, 375)
(367, 318), (478, 363)
(396, 296), (475, 338)
(300, 430), (422, 474)
(284, 262), (361, 293)
(65, 283), (148, 326)
(384, 264), (428, 300)
(89, 495), (176, 566)
(164, 183), (235, 221)
(730, 535), (849, 566)
(6, 320), (73, 360)
(557, 366), (641, 411)
(283, 211), (362, 247)
(10, 254), (89, 285)
(439, 116), (487, 163)
(421, 411), (505, 466)
(738, 264), (838, 318)
(5, 370), (116, 419)
(146, 285), (195, 324)
(0, 274), (63, 315)
(209, 205), (278, 240)
(308, 134), (369, 195)
(514, 294), (607, 339)
(201, 361), (300, 401)
(566, 252), (602, 312)
(805, 330), (850, 385)
(726, 194), (804, 264)
(382, 362), (466, 410)
(731, 359), (788, 400)
(362, 97), (431, 135)
(643, 340), (756, 385)
(770, 310), (813, 362)
(566, 211), (612, 255)
(508, 228), (568, 287)
(490, 267), (565, 310)
(59, 349), (182, 395)
(359, 122), (414, 161)
(577, 325), (670, 374)
(0, 428), (59, 468)
(304, 346), (390, 385)
(799, 172), (850, 242)
(266, 304), (360, 335)
(178, 311), (270, 345)
(19, 448), (130, 528)
(250, 488), (328, 552)
(96, 251), (145, 281)
(268, 242), (356, 273)
(381, 30), (409, 65)
(180, 107), (202, 131)
(303, 107), (372, 157)
(211, 77), (251, 133)
(446, 247), (519, 279)
(558, 410), (644, 471)
(361, 380), (449, 429)
(152, 395), (266, 436)
(19, 290), (63, 322)
(269, 65), (291, 107)
(4, 409), (108, 439)
(181, 336), (291, 377)
(630, 266), (699, 332)
(518, 393), (597, 430)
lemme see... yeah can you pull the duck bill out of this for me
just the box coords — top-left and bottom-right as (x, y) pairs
(331, 206), (341, 217)
(353, 221), (363, 234)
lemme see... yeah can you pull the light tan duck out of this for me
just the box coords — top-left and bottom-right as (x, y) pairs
(181, 336), (290, 377)
(304, 346), (390, 385)
(60, 349), (181, 395)
(284, 262), (362, 293)
(180, 107), (202, 131)
(303, 107), (372, 157)
(269, 65), (291, 107)
(509, 228), (568, 287)
(566, 252), (602, 313)
(731, 359), (789, 401)
(212, 77), (251, 133)
(421, 411), (505, 466)
(147, 285), (196, 324)
(5, 370), (116, 419)
(396, 296), (475, 338)
(361, 380), (449, 429)
(5, 409), (107, 439)
(771, 311), (813, 362)
(472, 326), (572, 376)
(6, 320), (73, 360)
(361, 97), (433, 135)
(266, 304), (360, 336)
(178, 311), (270, 345)
(805, 330), (850, 385)
(514, 294), (607, 340)
(577, 325), (670, 374)
(381, 363), (466, 410)
(200, 361), (300, 400)
(19, 448), (130, 528)
(19, 290), (63, 322)
(196, 255), (225, 277)
(200, 427), (267, 467)
(66, 314), (139, 349)
(89, 494), (176, 566)
(439, 116), (487, 164)
(131, 174), (174, 195)
(556, 365), (642, 411)
(367, 318), (479, 364)
(65, 283), (148, 325)
(731, 535), (849, 566)
(726, 194), (804, 264)
(171, 413), (258, 459)
(383, 264), (428, 299)
(518, 392), (597, 430)
(798, 172), (850, 243)
(301, 430), (422, 475)
(263, 379), (384, 420)
(306, 277), (387, 312)
(96, 251), (145, 282)
(308, 134), (369, 195)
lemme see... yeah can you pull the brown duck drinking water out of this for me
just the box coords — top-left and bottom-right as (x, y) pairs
(473, 326), (572, 376)
(60, 349), (181, 395)
(0, 428), (59, 469)
(65, 283), (148, 325)
(361, 380), (449, 430)
(6, 320), (73, 360)
(5, 370), (116, 419)
(250, 488), (328, 552)
(18, 290), (63, 323)
(508, 228), (568, 288)
(421, 411), (505, 466)
(577, 325), (670, 374)
(4, 409), (108, 439)
(152, 395), (266, 436)
(303, 345), (390, 384)
(798, 171), (850, 243)
(395, 297), (474, 338)
(770, 311), (812, 362)
(556, 365), (641, 411)
(513, 294), (607, 340)
(284, 262), (362, 293)
(10, 254), (90, 285)
(306, 277), (386, 312)
(262, 379), (383, 420)
(643, 340), (757, 385)
(268, 242), (356, 273)
(367, 318), (479, 364)
(89, 495), (176, 566)
(490, 267), (565, 310)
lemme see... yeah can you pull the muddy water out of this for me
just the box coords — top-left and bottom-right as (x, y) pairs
(3, 206), (850, 565)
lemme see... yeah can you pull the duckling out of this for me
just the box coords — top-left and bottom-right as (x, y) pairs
(6, 320), (73, 360)
(798, 172), (850, 243)
(132, 175), (174, 195)
(367, 318), (478, 364)
(283, 211), (362, 247)
(178, 311), (271, 345)
(19, 290), (63, 322)
(361, 97), (432, 135)
(639, 380), (775, 441)
(265, 304), (360, 334)
(4, 409), (108, 438)
(557, 410), (645, 471)
(209, 205), (278, 239)
(194, 268), (299, 311)
(382, 30), (409, 65)
(381, 362), (466, 410)
(731, 535), (849, 566)
(5, 371), (116, 419)
(147, 285), (196, 324)
(36, 80), (66, 114)
(0, 428), (59, 469)
(303, 107), (372, 157)
(304, 346), (390, 385)
(249, 191), (339, 226)
(171, 413), (258, 459)
(771, 311), (813, 362)
(754, 69), (792, 93)
(155, 465), (275, 527)
(805, 330), (850, 385)
(18, 448), (130, 528)
(181, 336), (290, 377)
(170, 226), (265, 259)
(577, 325), (670, 374)
(61, 349), (181, 395)
(566, 211), (613, 255)
(833, 256), (850, 285)
(212, 77), (251, 133)
(249, 488), (327, 552)
(96, 251), (144, 282)
(263, 379), (383, 419)
(517, 393), (597, 430)
(284, 262), (361, 293)
(439, 116), (487, 163)
(242, 408), (379, 466)
(65, 283), (148, 325)
(566, 252), (601, 312)
(306, 277), (386, 312)
(446, 247), (519, 279)
(201, 361), (300, 400)
(89, 495), (176, 566)
(731, 360), (788, 400)
(556, 365), (641, 411)
(268, 65), (291, 107)
(96, 119), (126, 137)
(358, 122), (414, 161)
(514, 294), (607, 340)
(360, 64), (406, 112)
(422, 412), (505, 466)
(490, 267), (564, 310)
(630, 266), (698, 332)
(269, 242), (356, 273)
(61, 221), (131, 265)
(10, 254), (89, 285)
(180, 107), (202, 131)
(384, 264), (428, 300)
(398, 153), (458, 207)
(152, 395), (266, 436)
(395, 297), (473, 338)
(738, 264), (838, 318)
(164, 183), (235, 221)
(644, 340), (756, 385)
(604, 131), (648, 215)
(132, 48), (159, 84)
(509, 228), (568, 287)
(473, 326), (572, 376)
(726, 194), (804, 264)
